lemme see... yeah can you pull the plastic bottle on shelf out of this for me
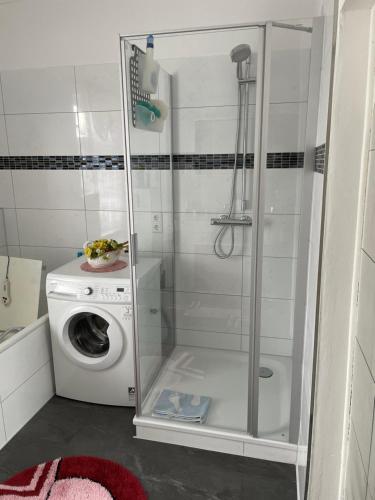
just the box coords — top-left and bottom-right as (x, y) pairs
(141, 34), (160, 94)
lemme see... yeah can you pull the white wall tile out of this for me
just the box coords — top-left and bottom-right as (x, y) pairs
(243, 256), (296, 299)
(363, 151), (375, 260)
(0, 216), (6, 248)
(129, 122), (159, 155)
(3, 209), (19, 245)
(0, 77), (3, 114)
(268, 102), (307, 152)
(20, 246), (80, 275)
(176, 329), (241, 351)
(0, 115), (8, 155)
(163, 55), (250, 108)
(242, 297), (294, 339)
(269, 48), (310, 104)
(174, 170), (245, 213)
(17, 209), (86, 247)
(132, 170), (162, 212)
(6, 114), (80, 155)
(174, 212), (244, 255)
(78, 111), (122, 155)
(241, 335), (294, 356)
(264, 169), (303, 214)
(2, 362), (54, 442)
(75, 63), (121, 111)
(173, 106), (242, 154)
(83, 170), (127, 211)
(160, 170), (173, 213)
(176, 292), (241, 334)
(357, 251), (375, 379)
(12, 170), (84, 209)
(7, 245), (20, 257)
(134, 212), (163, 253)
(175, 254), (242, 295)
(1, 66), (77, 113)
(173, 102), (306, 155)
(0, 246), (7, 256)
(351, 342), (375, 472)
(163, 48), (309, 109)
(86, 210), (128, 242)
(0, 171), (15, 207)
(244, 214), (299, 258)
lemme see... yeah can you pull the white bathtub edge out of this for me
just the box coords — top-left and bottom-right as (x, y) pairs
(0, 314), (49, 354)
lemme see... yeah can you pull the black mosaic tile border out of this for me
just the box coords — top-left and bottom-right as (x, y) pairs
(0, 152), (305, 170)
(0, 156), (125, 170)
(314, 143), (325, 174)
(171, 152), (304, 170)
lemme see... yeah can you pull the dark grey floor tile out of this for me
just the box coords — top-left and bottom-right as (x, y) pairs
(0, 397), (296, 500)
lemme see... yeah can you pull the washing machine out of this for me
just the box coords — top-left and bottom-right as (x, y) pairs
(46, 256), (162, 406)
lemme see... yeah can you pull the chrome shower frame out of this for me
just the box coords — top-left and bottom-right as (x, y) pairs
(120, 18), (321, 460)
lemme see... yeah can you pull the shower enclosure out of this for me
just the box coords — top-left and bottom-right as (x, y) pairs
(120, 19), (323, 461)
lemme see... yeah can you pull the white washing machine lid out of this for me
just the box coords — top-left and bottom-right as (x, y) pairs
(57, 305), (126, 371)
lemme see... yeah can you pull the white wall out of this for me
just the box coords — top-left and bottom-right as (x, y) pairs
(0, 0), (321, 70)
(308, 3), (375, 498)
(344, 8), (375, 498)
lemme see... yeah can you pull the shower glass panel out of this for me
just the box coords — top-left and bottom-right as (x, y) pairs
(122, 27), (260, 432)
(121, 20), (317, 448)
(254, 24), (313, 442)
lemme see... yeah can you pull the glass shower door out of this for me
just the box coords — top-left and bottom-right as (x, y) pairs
(121, 27), (261, 433)
(252, 22), (314, 442)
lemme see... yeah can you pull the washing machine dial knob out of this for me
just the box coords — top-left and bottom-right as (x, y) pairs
(83, 287), (93, 295)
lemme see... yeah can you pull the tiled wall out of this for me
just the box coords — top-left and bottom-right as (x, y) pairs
(0, 208), (7, 255)
(0, 36), (312, 358)
(156, 36), (311, 357)
(0, 63), (128, 314)
(345, 114), (375, 499)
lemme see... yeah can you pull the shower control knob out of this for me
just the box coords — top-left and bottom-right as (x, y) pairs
(83, 287), (93, 295)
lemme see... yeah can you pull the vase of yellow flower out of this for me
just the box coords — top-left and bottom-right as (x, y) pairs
(83, 239), (128, 269)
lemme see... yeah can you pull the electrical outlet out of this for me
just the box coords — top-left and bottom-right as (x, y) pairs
(152, 212), (163, 233)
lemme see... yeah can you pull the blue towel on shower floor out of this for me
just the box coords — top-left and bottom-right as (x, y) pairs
(152, 389), (211, 424)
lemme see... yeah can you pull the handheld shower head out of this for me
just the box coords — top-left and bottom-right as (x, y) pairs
(230, 44), (251, 80)
(230, 44), (251, 63)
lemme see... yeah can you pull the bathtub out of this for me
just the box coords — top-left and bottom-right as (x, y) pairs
(0, 314), (55, 450)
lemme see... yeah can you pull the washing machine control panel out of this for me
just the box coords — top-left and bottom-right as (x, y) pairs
(47, 280), (132, 304)
(98, 285), (131, 303)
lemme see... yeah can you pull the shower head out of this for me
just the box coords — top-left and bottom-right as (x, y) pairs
(230, 44), (251, 63)
(230, 44), (251, 80)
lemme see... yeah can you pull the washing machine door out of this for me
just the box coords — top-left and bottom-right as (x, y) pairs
(58, 305), (124, 371)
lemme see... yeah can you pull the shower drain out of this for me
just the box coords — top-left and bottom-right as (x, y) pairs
(259, 367), (274, 378)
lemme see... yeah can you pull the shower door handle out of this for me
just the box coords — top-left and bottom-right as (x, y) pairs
(130, 233), (138, 266)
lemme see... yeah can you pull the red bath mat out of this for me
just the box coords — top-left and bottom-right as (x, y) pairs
(0, 456), (147, 499)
